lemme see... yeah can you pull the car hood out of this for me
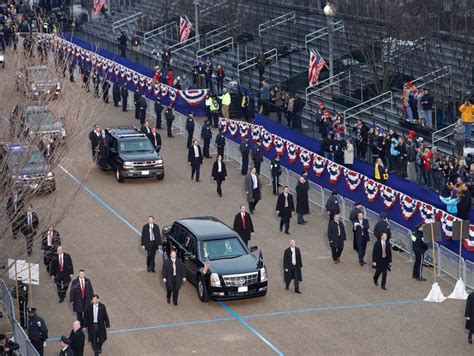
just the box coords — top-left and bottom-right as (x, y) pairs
(210, 254), (259, 275)
(35, 122), (64, 133)
(120, 152), (161, 161)
(11, 165), (49, 176)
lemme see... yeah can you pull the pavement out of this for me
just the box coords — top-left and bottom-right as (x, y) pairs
(2, 84), (473, 356)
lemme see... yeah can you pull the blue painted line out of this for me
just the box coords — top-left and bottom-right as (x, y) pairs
(59, 165), (141, 236)
(220, 302), (284, 356)
(243, 299), (423, 320)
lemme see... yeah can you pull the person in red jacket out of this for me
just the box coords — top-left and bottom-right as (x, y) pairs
(421, 147), (433, 187)
(166, 68), (174, 87)
(152, 66), (162, 84)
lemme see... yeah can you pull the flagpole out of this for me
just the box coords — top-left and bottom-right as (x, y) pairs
(458, 220), (463, 279)
(193, 0), (200, 44)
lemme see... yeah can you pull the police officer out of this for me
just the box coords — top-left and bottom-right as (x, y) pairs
(27, 307), (48, 356)
(185, 112), (195, 149)
(101, 78), (110, 103)
(215, 128), (226, 158)
(210, 95), (220, 128)
(164, 106), (175, 138)
(325, 190), (340, 221)
(154, 96), (163, 129)
(201, 120), (212, 158)
(138, 93), (148, 125)
(12, 280), (28, 329)
(374, 212), (392, 241)
(251, 140), (264, 175)
(133, 88), (141, 120)
(120, 85), (128, 112)
(205, 94), (212, 123)
(270, 154), (282, 195)
(412, 224), (428, 281)
(239, 135), (250, 175)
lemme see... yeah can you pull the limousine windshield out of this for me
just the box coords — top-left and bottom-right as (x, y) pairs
(200, 237), (246, 261)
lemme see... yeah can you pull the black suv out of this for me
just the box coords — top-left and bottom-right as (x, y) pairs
(162, 217), (268, 302)
(103, 127), (164, 182)
(16, 65), (61, 99)
(0, 141), (56, 193)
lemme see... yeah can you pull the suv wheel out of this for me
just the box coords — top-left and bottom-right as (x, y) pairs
(115, 168), (124, 183)
(197, 275), (210, 302)
(156, 172), (165, 180)
(49, 182), (56, 193)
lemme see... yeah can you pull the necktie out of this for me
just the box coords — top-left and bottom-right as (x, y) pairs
(284, 194), (288, 207)
(242, 214), (246, 229)
(80, 279), (85, 299)
(292, 249), (296, 265)
(149, 225), (155, 241)
(59, 254), (63, 272)
(48, 231), (53, 246)
(28, 213), (32, 227)
(382, 241), (386, 258)
(172, 260), (176, 276)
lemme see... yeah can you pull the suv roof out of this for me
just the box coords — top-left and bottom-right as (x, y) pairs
(2, 141), (38, 151)
(176, 217), (239, 240)
(106, 127), (147, 139)
(24, 105), (52, 113)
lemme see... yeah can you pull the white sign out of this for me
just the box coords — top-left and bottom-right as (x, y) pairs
(8, 259), (40, 285)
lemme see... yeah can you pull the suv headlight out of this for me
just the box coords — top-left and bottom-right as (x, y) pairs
(260, 267), (267, 282)
(157, 159), (163, 165)
(61, 128), (67, 137)
(56, 82), (61, 90)
(47, 172), (54, 180)
(31, 83), (37, 91)
(123, 161), (134, 168)
(210, 273), (221, 287)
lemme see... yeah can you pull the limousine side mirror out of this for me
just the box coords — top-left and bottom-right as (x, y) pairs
(162, 225), (171, 234)
(184, 252), (196, 260)
(249, 246), (258, 253)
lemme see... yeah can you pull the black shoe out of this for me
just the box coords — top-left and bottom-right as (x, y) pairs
(412, 275), (417, 279)
(285, 285), (289, 290)
(147, 268), (150, 272)
(59, 298), (64, 303)
(417, 277), (426, 281)
(295, 290), (301, 294)
(373, 279), (378, 286)
(173, 302), (178, 306)
(167, 298), (171, 304)
(468, 336), (472, 344)
(279, 226), (283, 232)
(381, 286), (387, 290)
(285, 231), (290, 235)
(151, 269), (156, 273)
(196, 179), (200, 182)
(219, 193), (222, 197)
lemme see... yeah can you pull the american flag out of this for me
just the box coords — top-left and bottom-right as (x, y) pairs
(179, 16), (193, 42)
(257, 250), (264, 268)
(308, 49), (326, 86)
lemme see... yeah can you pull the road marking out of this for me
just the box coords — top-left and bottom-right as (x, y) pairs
(219, 302), (284, 356)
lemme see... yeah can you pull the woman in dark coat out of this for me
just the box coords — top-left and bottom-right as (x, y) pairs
(466, 292), (474, 344)
(211, 155), (227, 197)
(296, 176), (309, 224)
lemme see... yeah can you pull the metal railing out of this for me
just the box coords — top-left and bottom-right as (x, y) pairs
(432, 121), (457, 147)
(305, 20), (344, 49)
(305, 71), (351, 102)
(403, 65), (452, 90)
(258, 11), (296, 37)
(237, 48), (278, 82)
(382, 37), (426, 64)
(111, 12), (143, 33)
(0, 280), (40, 355)
(196, 36), (234, 58)
(200, 1), (228, 18)
(169, 34), (201, 53)
(344, 91), (393, 122)
(143, 22), (178, 42)
(205, 21), (239, 45)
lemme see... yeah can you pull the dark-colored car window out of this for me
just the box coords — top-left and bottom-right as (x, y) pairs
(184, 234), (195, 255)
(175, 227), (188, 246)
(199, 237), (246, 261)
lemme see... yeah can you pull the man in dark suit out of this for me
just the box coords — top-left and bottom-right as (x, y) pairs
(50, 246), (74, 303)
(372, 232), (392, 290)
(270, 154), (282, 195)
(211, 155), (227, 197)
(201, 120), (212, 158)
(88, 125), (101, 160)
(162, 250), (186, 305)
(70, 270), (94, 325)
(69, 320), (85, 356)
(165, 106), (175, 138)
(328, 213), (346, 264)
(154, 96), (163, 128)
(276, 186), (295, 234)
(84, 295), (110, 355)
(137, 93), (148, 125)
(20, 204), (39, 256)
(232, 205), (254, 246)
(141, 216), (162, 272)
(251, 140), (264, 175)
(41, 224), (61, 272)
(112, 79), (121, 107)
(374, 212), (391, 241)
(466, 291), (474, 344)
(6, 189), (23, 239)
(140, 121), (152, 136)
(215, 128), (226, 158)
(59, 336), (74, 356)
(185, 112), (195, 149)
(283, 239), (302, 293)
(296, 175), (309, 225)
(239, 135), (250, 175)
(325, 190), (340, 221)
(133, 88), (140, 119)
(353, 212), (370, 266)
(245, 167), (261, 214)
(149, 128), (162, 152)
(120, 85), (128, 112)
(188, 139), (203, 182)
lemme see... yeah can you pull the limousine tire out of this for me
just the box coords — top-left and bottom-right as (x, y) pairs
(197, 275), (210, 302)
(115, 168), (124, 183)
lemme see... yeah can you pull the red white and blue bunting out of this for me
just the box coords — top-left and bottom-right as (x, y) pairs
(239, 122), (250, 138)
(178, 89), (208, 106)
(299, 149), (312, 170)
(251, 125), (262, 142)
(364, 179), (380, 202)
(218, 118), (227, 134)
(313, 155), (326, 177)
(287, 143), (299, 164)
(327, 163), (342, 184)
(464, 226), (474, 251)
(274, 136), (285, 155)
(400, 194), (419, 220)
(262, 130), (273, 151)
(343, 169), (363, 192)
(381, 186), (398, 209)
(228, 120), (239, 137)
(441, 213), (455, 239)
(419, 203), (440, 224)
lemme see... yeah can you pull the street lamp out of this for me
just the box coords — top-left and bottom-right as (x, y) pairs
(193, 0), (201, 44)
(324, 2), (336, 84)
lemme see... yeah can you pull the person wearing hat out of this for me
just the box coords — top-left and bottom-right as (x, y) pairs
(69, 320), (85, 356)
(270, 154), (282, 195)
(154, 94), (163, 128)
(27, 307), (48, 356)
(210, 95), (220, 128)
(215, 127), (226, 158)
(164, 105), (175, 138)
(374, 212), (391, 241)
(137, 92), (148, 126)
(59, 336), (74, 356)
(185, 112), (195, 149)
(112, 78), (121, 107)
(251, 140), (264, 175)
(411, 224), (428, 281)
(0, 333), (19, 355)
(200, 120), (212, 158)
(325, 190), (340, 221)
(239, 135), (250, 175)
(120, 84), (129, 112)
